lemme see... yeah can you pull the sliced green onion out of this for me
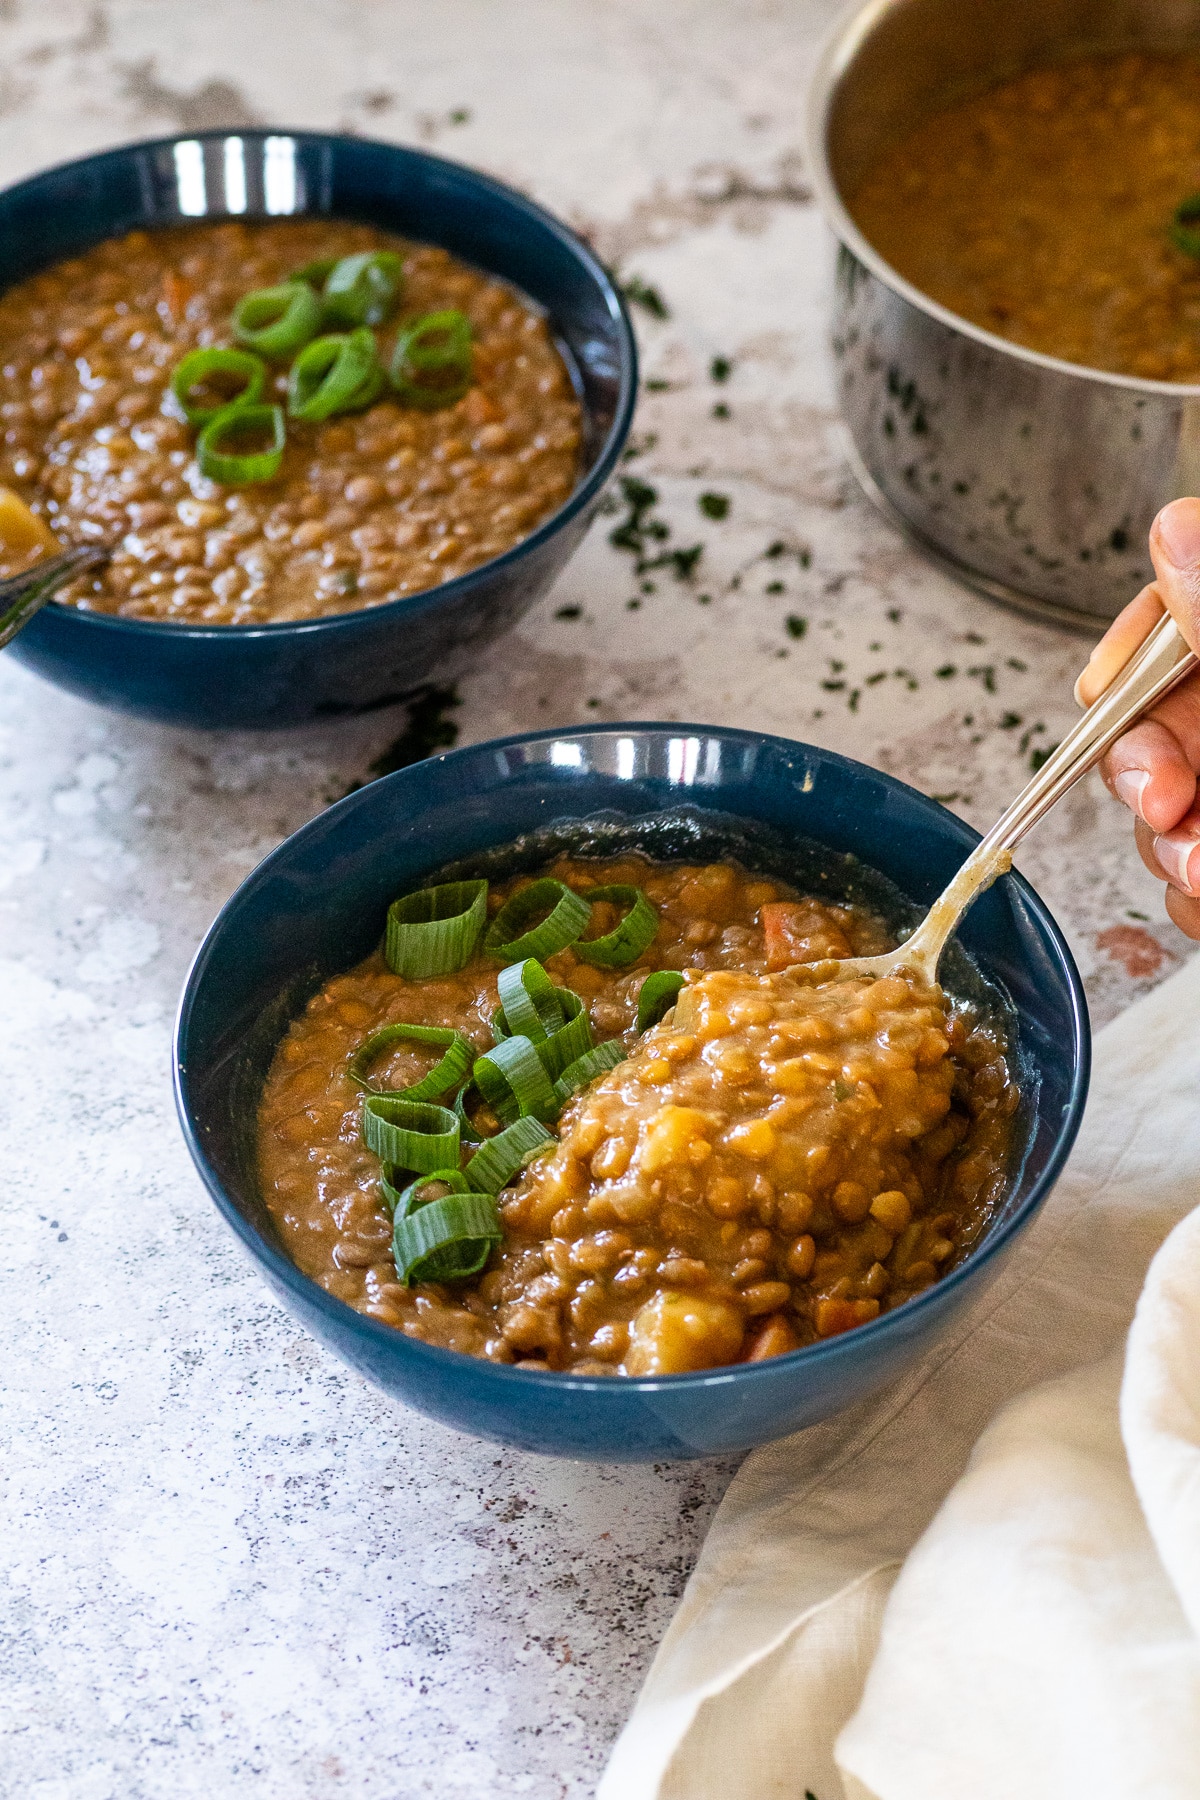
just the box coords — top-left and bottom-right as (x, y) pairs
(552, 1037), (628, 1107)
(196, 402), (285, 485)
(391, 308), (473, 410)
(454, 1081), (486, 1145)
(362, 1095), (459, 1173)
(386, 880), (487, 979)
(636, 969), (685, 1032)
(379, 1166), (405, 1216)
(392, 1176), (502, 1285)
(287, 328), (384, 421)
(348, 1022), (474, 1100)
(496, 959), (567, 1042)
(321, 251), (404, 328)
(575, 885), (659, 967)
(1171, 194), (1200, 258)
(484, 879), (592, 962)
(535, 988), (593, 1081)
(169, 347), (266, 425)
(391, 1166), (471, 1218)
(290, 256), (339, 288)
(473, 1034), (558, 1124)
(464, 1117), (555, 1193)
(232, 281), (322, 358)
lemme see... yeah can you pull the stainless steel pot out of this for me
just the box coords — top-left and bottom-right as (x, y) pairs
(808, 0), (1200, 631)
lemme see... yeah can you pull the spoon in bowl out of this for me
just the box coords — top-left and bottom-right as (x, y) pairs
(817, 610), (1197, 987)
(0, 487), (109, 650)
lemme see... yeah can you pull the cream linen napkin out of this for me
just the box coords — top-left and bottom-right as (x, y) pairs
(599, 950), (1200, 1800)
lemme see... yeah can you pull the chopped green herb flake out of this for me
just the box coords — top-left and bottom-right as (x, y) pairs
(555, 603), (582, 620)
(1030, 742), (1059, 771)
(710, 355), (732, 382)
(621, 275), (669, 319)
(785, 614), (807, 639)
(935, 663), (957, 678)
(865, 670), (886, 686)
(712, 401), (731, 419)
(645, 377), (672, 391)
(1006, 657), (1027, 671)
(886, 606), (902, 622)
(999, 711), (1022, 729)
(698, 491), (730, 520)
(1127, 909), (1150, 921)
(765, 580), (784, 594)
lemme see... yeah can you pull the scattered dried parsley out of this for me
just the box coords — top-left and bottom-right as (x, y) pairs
(712, 402), (731, 419)
(786, 614), (807, 639)
(935, 664), (957, 678)
(621, 275), (669, 319)
(555, 603), (582, 620)
(698, 491), (730, 520)
(710, 355), (732, 382)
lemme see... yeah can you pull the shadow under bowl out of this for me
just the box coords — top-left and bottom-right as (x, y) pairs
(1, 130), (636, 728)
(175, 723), (1090, 1461)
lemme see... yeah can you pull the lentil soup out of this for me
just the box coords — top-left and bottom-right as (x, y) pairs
(257, 855), (1018, 1377)
(851, 52), (1200, 383)
(0, 220), (581, 621)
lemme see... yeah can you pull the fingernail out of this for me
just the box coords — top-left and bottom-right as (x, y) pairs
(1072, 671), (1088, 706)
(1113, 769), (1150, 818)
(1154, 828), (1200, 895)
(1155, 497), (1200, 569)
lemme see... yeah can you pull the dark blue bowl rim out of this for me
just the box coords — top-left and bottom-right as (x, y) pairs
(173, 721), (1091, 1398)
(9, 126), (637, 643)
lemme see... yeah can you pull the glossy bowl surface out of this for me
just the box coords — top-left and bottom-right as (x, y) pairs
(808, 0), (1200, 630)
(2, 130), (636, 727)
(175, 723), (1090, 1461)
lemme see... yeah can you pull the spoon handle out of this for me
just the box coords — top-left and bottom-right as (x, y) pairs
(907, 612), (1197, 978)
(986, 611), (1195, 857)
(0, 545), (109, 650)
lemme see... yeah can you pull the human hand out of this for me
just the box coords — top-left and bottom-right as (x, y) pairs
(1076, 496), (1200, 939)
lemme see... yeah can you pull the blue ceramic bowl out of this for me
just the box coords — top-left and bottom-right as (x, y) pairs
(175, 724), (1090, 1460)
(2, 131), (636, 729)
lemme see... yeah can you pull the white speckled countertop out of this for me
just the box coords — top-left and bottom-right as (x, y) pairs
(0, 4), (1192, 1796)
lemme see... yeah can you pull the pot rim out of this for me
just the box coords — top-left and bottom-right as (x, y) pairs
(806, 0), (1200, 399)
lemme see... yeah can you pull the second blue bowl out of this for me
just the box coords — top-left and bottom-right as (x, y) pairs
(2, 131), (636, 728)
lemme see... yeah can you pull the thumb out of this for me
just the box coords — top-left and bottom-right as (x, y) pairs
(1148, 496), (1200, 656)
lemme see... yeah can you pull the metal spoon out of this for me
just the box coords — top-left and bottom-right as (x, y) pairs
(0, 544), (111, 650)
(822, 611), (1198, 987)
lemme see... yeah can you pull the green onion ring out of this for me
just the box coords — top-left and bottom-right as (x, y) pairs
(454, 1081), (486, 1145)
(484, 879), (592, 962)
(196, 402), (285, 485)
(635, 969), (685, 1032)
(1171, 194), (1200, 258)
(496, 959), (567, 1042)
(290, 256), (339, 288)
(534, 988), (594, 1081)
(552, 1038), (628, 1107)
(347, 1022), (475, 1100)
(391, 1166), (471, 1219)
(392, 1176), (502, 1285)
(287, 328), (385, 422)
(321, 251), (404, 328)
(232, 281), (322, 358)
(574, 885), (659, 967)
(386, 880), (487, 979)
(391, 308), (473, 410)
(473, 1034), (558, 1124)
(169, 347), (266, 425)
(362, 1095), (460, 1173)
(464, 1117), (555, 1193)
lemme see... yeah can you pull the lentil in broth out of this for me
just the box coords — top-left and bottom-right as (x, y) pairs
(257, 856), (1018, 1376)
(0, 220), (580, 620)
(851, 52), (1200, 382)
